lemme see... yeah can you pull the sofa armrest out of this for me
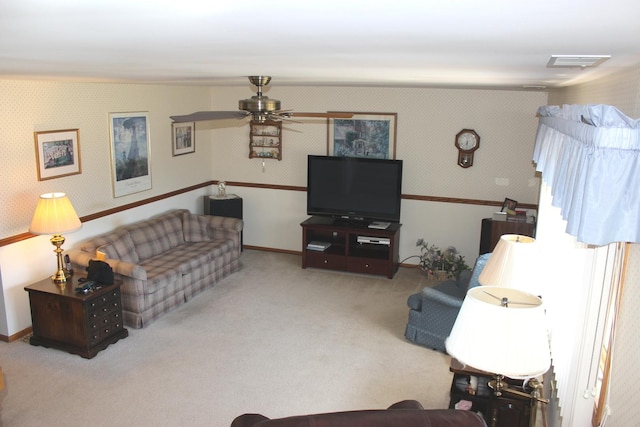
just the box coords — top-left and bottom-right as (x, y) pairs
(205, 215), (243, 233)
(420, 286), (465, 309)
(204, 215), (243, 252)
(67, 249), (147, 280)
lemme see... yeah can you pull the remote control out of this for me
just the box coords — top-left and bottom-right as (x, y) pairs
(75, 281), (97, 294)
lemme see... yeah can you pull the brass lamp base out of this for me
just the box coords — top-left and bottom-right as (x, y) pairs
(50, 234), (68, 289)
(488, 374), (549, 427)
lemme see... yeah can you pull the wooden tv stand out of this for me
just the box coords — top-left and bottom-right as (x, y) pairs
(300, 216), (401, 279)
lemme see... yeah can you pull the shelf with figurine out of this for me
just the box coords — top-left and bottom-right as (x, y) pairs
(249, 120), (282, 161)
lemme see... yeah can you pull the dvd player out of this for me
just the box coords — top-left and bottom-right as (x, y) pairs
(357, 236), (390, 246)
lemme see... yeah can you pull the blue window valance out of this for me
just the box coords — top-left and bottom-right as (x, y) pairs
(533, 104), (640, 246)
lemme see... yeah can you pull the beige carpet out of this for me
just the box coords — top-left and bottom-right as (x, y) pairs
(0, 250), (453, 427)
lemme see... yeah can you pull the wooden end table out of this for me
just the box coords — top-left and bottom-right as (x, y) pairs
(449, 359), (532, 427)
(24, 276), (128, 359)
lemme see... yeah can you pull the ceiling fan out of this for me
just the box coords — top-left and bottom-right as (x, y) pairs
(170, 76), (353, 123)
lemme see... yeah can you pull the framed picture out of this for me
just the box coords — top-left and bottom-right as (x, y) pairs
(327, 112), (397, 159)
(109, 112), (152, 197)
(34, 129), (81, 180)
(501, 198), (518, 213)
(172, 121), (195, 156)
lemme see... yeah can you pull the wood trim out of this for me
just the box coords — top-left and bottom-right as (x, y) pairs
(0, 180), (537, 248)
(402, 193), (538, 210)
(0, 181), (215, 248)
(0, 326), (32, 343)
(224, 181), (306, 192)
(243, 244), (300, 256)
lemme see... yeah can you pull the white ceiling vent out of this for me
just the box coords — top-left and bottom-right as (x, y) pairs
(547, 55), (611, 68)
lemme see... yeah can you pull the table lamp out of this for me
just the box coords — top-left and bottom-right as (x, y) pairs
(478, 234), (538, 294)
(446, 286), (550, 427)
(29, 192), (82, 287)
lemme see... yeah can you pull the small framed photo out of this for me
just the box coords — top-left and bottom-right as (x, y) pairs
(327, 112), (397, 159)
(172, 122), (195, 156)
(34, 129), (81, 181)
(501, 198), (518, 214)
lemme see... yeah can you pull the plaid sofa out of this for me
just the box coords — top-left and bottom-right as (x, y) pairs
(68, 209), (243, 328)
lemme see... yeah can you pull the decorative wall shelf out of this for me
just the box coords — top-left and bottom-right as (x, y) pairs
(249, 120), (281, 161)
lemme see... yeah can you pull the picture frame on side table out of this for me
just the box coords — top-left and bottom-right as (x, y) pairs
(34, 129), (81, 181)
(109, 112), (152, 197)
(327, 112), (397, 159)
(172, 121), (195, 156)
(501, 198), (518, 214)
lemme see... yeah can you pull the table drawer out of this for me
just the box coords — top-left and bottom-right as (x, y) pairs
(306, 252), (347, 271)
(347, 257), (389, 276)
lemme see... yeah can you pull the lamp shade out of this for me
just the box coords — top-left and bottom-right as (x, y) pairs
(29, 192), (81, 235)
(445, 286), (550, 379)
(478, 234), (538, 293)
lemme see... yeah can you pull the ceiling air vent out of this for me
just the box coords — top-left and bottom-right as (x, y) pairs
(547, 55), (611, 68)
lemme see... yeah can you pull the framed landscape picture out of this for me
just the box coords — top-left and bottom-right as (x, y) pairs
(172, 121), (195, 156)
(34, 129), (81, 180)
(327, 112), (397, 159)
(109, 112), (152, 197)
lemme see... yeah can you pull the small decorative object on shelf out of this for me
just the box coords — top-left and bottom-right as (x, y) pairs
(501, 198), (518, 215)
(249, 120), (282, 160)
(217, 181), (226, 198)
(416, 239), (470, 279)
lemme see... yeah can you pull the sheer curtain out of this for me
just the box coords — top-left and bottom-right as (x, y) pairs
(533, 105), (638, 426)
(534, 104), (640, 246)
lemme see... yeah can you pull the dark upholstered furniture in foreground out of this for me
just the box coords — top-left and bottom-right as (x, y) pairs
(405, 253), (491, 352)
(230, 400), (487, 427)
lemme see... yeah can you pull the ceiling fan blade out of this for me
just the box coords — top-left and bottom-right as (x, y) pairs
(170, 111), (249, 122)
(290, 112), (354, 119)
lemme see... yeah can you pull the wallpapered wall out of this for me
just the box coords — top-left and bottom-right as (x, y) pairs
(209, 85), (545, 200)
(0, 80), (215, 239)
(548, 64), (640, 427)
(208, 85), (547, 261)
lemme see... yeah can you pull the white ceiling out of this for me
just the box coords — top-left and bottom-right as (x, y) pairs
(1, 0), (640, 89)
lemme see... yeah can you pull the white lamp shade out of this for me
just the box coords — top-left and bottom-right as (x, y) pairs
(445, 286), (550, 379)
(478, 234), (539, 293)
(29, 192), (82, 235)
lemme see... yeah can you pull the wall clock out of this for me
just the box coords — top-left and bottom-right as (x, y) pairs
(455, 129), (480, 168)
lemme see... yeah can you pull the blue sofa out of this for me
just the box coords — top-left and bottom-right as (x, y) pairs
(404, 253), (491, 352)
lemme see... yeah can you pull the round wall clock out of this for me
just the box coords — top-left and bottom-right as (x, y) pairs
(455, 129), (480, 168)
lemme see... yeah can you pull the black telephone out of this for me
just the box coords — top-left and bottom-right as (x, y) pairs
(64, 254), (73, 276)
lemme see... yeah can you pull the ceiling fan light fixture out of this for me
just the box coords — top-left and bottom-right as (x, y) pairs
(238, 96), (281, 114)
(239, 75), (282, 122)
(547, 55), (611, 68)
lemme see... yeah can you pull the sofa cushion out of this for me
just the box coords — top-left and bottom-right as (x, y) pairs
(126, 217), (173, 260)
(183, 212), (211, 242)
(98, 232), (140, 264)
(143, 242), (212, 275)
(433, 280), (467, 299)
(136, 261), (182, 295)
(160, 210), (186, 248)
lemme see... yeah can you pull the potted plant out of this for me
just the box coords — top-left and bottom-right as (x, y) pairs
(416, 238), (470, 280)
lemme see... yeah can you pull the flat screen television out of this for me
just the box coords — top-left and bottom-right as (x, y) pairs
(307, 155), (403, 224)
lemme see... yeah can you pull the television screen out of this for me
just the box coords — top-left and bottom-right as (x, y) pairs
(307, 155), (403, 224)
